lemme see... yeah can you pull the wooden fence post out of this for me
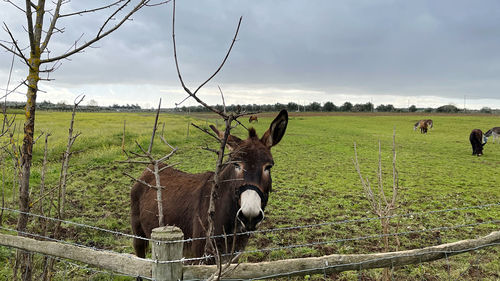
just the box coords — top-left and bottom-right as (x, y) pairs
(151, 226), (184, 281)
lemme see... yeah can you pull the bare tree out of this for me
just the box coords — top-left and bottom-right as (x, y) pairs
(122, 99), (178, 227)
(353, 128), (400, 281)
(40, 96), (83, 280)
(1, 1), (168, 280)
(171, 1), (259, 278)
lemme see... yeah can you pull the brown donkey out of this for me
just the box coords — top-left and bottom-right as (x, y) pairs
(248, 115), (258, 123)
(131, 110), (288, 262)
(414, 119), (432, 134)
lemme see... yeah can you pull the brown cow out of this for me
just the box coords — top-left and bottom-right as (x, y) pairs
(131, 110), (288, 263)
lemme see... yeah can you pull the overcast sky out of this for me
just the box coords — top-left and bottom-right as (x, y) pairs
(1, 0), (500, 109)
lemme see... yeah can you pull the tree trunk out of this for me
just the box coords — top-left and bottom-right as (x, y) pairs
(16, 50), (41, 281)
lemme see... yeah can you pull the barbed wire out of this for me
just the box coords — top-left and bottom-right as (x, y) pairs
(1, 220), (498, 280)
(152, 220), (498, 264)
(0, 206), (151, 242)
(3, 235), (498, 281)
(0, 224), (216, 264)
(1, 202), (498, 245)
(221, 220), (499, 258)
(212, 242), (500, 281)
(1, 215), (497, 265)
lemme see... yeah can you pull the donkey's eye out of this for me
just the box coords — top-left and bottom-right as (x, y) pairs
(264, 164), (273, 171)
(233, 163), (241, 170)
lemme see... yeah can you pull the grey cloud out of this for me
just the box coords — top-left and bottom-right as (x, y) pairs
(1, 0), (500, 105)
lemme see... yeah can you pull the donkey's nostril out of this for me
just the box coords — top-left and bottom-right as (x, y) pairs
(237, 208), (265, 231)
(254, 209), (264, 225)
(237, 209), (248, 225)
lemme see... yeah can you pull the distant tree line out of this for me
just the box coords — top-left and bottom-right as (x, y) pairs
(3, 100), (497, 114)
(177, 102), (497, 114)
(5, 100), (142, 112)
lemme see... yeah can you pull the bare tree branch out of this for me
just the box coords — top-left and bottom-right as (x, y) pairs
(40, 0), (63, 53)
(97, 0), (133, 38)
(192, 18), (242, 100)
(172, 0), (242, 117)
(191, 123), (220, 143)
(0, 41), (22, 59)
(59, 0), (127, 18)
(123, 172), (156, 189)
(40, 0), (158, 64)
(148, 99), (161, 154)
(0, 82), (27, 100)
(2, 44), (16, 120)
(24, 0), (36, 55)
(4, 0), (27, 13)
(218, 85), (227, 115)
(33, 0), (46, 55)
(145, 0), (171, 7)
(1, 23), (32, 68)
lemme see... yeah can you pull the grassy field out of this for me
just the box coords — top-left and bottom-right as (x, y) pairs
(0, 111), (499, 280)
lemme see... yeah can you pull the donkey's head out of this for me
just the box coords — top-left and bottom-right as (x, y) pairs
(210, 110), (288, 231)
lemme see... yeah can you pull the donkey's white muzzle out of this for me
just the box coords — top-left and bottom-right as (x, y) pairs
(237, 190), (265, 230)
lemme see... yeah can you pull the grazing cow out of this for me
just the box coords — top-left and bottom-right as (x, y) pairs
(484, 127), (500, 144)
(414, 119), (432, 134)
(131, 110), (288, 263)
(248, 115), (258, 123)
(469, 129), (486, 156)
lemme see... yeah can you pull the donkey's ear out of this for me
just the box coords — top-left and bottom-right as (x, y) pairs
(210, 125), (243, 150)
(261, 109), (288, 148)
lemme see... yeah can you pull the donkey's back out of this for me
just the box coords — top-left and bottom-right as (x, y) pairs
(485, 127), (500, 143)
(130, 166), (214, 258)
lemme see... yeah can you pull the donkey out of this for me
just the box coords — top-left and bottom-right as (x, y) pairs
(469, 129), (486, 156)
(248, 115), (258, 123)
(414, 119), (432, 134)
(131, 110), (288, 263)
(484, 127), (500, 144)
(425, 119), (433, 130)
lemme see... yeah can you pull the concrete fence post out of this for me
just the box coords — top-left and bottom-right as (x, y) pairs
(151, 226), (184, 281)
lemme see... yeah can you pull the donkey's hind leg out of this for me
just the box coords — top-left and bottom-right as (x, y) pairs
(132, 214), (148, 258)
(132, 219), (149, 259)
(133, 236), (148, 258)
(132, 231), (148, 281)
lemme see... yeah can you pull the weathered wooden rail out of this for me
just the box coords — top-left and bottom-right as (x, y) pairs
(0, 227), (498, 280)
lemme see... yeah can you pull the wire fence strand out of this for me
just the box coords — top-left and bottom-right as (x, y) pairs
(0, 207), (498, 278)
(1, 202), (498, 245)
(221, 242), (500, 281)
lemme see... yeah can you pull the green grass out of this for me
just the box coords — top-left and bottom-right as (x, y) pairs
(0, 111), (499, 280)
